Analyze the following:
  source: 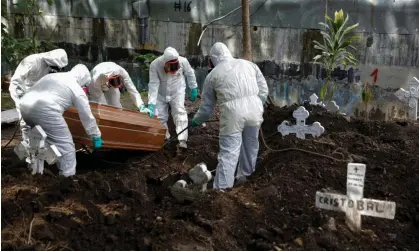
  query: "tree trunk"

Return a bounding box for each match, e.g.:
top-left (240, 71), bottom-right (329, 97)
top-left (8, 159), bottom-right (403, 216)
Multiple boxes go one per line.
top-left (241, 0), bottom-right (251, 61)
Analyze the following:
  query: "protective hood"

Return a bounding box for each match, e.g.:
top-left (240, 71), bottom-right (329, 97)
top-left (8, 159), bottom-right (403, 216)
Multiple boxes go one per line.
top-left (163, 47), bottom-right (179, 62)
top-left (70, 64), bottom-right (92, 87)
top-left (209, 42), bottom-right (233, 66)
top-left (40, 49), bottom-right (68, 68)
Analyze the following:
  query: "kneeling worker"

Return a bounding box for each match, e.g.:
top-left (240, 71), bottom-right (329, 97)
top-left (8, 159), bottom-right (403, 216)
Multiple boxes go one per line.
top-left (19, 64), bottom-right (103, 177)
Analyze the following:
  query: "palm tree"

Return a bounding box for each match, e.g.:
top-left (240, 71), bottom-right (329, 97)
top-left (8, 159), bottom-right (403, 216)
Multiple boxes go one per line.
top-left (313, 9), bottom-right (360, 102)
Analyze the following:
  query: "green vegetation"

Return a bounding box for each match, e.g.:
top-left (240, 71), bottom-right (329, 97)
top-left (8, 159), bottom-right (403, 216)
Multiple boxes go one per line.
top-left (313, 9), bottom-right (360, 102)
top-left (1, 92), bottom-right (15, 110)
top-left (1, 0), bottom-right (56, 71)
top-left (119, 91), bottom-right (149, 110)
top-left (361, 81), bottom-right (373, 119)
top-left (133, 53), bottom-right (159, 84)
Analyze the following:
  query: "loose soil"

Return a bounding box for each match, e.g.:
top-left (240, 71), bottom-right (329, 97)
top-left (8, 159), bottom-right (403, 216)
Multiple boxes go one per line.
top-left (1, 101), bottom-right (419, 251)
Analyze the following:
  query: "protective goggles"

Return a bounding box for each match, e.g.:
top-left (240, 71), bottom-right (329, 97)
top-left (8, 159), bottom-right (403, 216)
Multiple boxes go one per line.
top-left (165, 59), bottom-right (180, 74)
top-left (107, 75), bottom-right (122, 88)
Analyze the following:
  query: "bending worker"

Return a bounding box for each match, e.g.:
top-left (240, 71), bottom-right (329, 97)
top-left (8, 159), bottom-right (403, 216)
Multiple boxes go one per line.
top-left (147, 47), bottom-right (198, 149)
top-left (19, 64), bottom-right (103, 177)
top-left (191, 42), bottom-right (269, 189)
top-left (88, 62), bottom-right (149, 113)
top-left (9, 49), bottom-right (68, 142)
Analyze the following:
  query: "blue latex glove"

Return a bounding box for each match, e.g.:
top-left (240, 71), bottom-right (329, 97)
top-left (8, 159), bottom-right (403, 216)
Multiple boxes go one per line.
top-left (139, 104), bottom-right (151, 114)
top-left (190, 88), bottom-right (198, 101)
top-left (191, 118), bottom-right (199, 127)
top-left (92, 136), bottom-right (103, 149)
top-left (147, 104), bottom-right (155, 118)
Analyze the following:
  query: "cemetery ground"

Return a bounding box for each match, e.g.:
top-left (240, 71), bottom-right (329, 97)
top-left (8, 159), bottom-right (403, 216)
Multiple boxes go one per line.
top-left (1, 101), bottom-right (419, 251)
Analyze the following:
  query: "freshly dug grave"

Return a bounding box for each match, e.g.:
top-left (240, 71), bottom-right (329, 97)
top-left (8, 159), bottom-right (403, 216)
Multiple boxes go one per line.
top-left (1, 102), bottom-right (419, 251)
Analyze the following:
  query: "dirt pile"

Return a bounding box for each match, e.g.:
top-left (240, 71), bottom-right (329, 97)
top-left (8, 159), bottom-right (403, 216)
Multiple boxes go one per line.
top-left (2, 104), bottom-right (419, 250)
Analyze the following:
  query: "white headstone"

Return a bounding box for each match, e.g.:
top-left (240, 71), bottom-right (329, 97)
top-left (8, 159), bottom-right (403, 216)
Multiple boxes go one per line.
top-left (326, 101), bottom-right (340, 113)
top-left (309, 93), bottom-right (324, 106)
top-left (14, 125), bottom-right (61, 175)
top-left (315, 163), bottom-right (396, 232)
top-left (278, 106), bottom-right (325, 139)
top-left (394, 77), bottom-right (419, 120)
top-left (188, 162), bottom-right (212, 192)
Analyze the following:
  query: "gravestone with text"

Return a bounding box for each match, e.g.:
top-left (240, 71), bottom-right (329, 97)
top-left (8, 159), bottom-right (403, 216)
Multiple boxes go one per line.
top-left (14, 125), bottom-right (61, 175)
top-left (278, 106), bottom-right (325, 139)
top-left (395, 77), bottom-right (419, 120)
top-left (315, 163), bottom-right (396, 232)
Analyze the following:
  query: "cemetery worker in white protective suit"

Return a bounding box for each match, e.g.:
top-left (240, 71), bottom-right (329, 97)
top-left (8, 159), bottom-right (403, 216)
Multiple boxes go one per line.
top-left (88, 62), bottom-right (149, 113)
top-left (191, 42), bottom-right (269, 189)
top-left (19, 64), bottom-right (103, 177)
top-left (147, 47), bottom-right (198, 149)
top-left (9, 49), bottom-right (69, 142)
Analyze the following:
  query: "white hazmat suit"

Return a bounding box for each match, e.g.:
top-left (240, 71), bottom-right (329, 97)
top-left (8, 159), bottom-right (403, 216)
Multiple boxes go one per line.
top-left (19, 64), bottom-right (101, 177)
top-left (148, 47), bottom-right (198, 147)
top-left (192, 42), bottom-right (269, 189)
top-left (88, 62), bottom-right (144, 109)
top-left (9, 49), bottom-right (68, 142)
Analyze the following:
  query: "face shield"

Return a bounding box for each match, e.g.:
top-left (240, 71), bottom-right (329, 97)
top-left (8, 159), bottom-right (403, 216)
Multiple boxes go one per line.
top-left (164, 59), bottom-right (180, 74)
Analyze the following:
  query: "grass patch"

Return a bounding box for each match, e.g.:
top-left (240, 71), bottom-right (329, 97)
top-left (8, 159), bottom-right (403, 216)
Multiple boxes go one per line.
top-left (1, 91), bottom-right (15, 110)
top-left (119, 90), bottom-right (148, 110)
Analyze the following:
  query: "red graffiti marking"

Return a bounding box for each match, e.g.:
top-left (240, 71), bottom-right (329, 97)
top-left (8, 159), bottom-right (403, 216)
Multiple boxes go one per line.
top-left (370, 68), bottom-right (378, 84)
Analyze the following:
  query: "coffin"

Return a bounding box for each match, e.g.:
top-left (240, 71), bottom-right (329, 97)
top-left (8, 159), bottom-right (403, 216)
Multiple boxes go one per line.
top-left (63, 102), bottom-right (166, 151)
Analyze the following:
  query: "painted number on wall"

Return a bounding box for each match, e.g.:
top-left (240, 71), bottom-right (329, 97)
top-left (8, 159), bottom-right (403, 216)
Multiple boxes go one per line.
top-left (174, 0), bottom-right (192, 12)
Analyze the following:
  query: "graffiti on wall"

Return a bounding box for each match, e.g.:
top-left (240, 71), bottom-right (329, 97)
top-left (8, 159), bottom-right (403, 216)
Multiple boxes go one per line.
top-left (173, 1), bottom-right (193, 12)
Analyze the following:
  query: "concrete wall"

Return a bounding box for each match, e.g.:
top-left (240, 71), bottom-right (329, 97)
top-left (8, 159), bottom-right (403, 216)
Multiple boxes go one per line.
top-left (4, 0), bottom-right (419, 119)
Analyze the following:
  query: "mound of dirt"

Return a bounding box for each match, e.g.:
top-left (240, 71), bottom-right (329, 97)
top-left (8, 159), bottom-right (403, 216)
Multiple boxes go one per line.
top-left (1, 103), bottom-right (419, 250)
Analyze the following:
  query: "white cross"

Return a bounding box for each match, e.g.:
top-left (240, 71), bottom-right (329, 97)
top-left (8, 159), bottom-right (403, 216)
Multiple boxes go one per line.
top-left (278, 106), bottom-right (325, 139)
top-left (309, 93), bottom-right (324, 106)
top-left (326, 101), bottom-right (340, 113)
top-left (395, 77), bottom-right (419, 120)
top-left (170, 163), bottom-right (213, 203)
top-left (315, 163), bottom-right (396, 232)
top-left (14, 125), bottom-right (61, 175)
top-left (188, 162), bottom-right (212, 192)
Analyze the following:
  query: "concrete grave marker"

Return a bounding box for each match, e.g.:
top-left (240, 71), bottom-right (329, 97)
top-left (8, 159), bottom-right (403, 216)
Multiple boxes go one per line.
top-left (326, 101), bottom-right (340, 113)
top-left (309, 93), bottom-right (324, 106)
top-left (395, 77), bottom-right (419, 120)
top-left (14, 125), bottom-right (61, 175)
top-left (308, 93), bottom-right (344, 114)
top-left (278, 106), bottom-right (325, 139)
top-left (188, 162), bottom-right (212, 192)
top-left (315, 163), bottom-right (396, 232)
top-left (170, 162), bottom-right (212, 202)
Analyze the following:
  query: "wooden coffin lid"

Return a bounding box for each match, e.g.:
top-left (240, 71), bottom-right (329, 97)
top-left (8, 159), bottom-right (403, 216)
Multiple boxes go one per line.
top-left (63, 102), bottom-right (166, 151)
